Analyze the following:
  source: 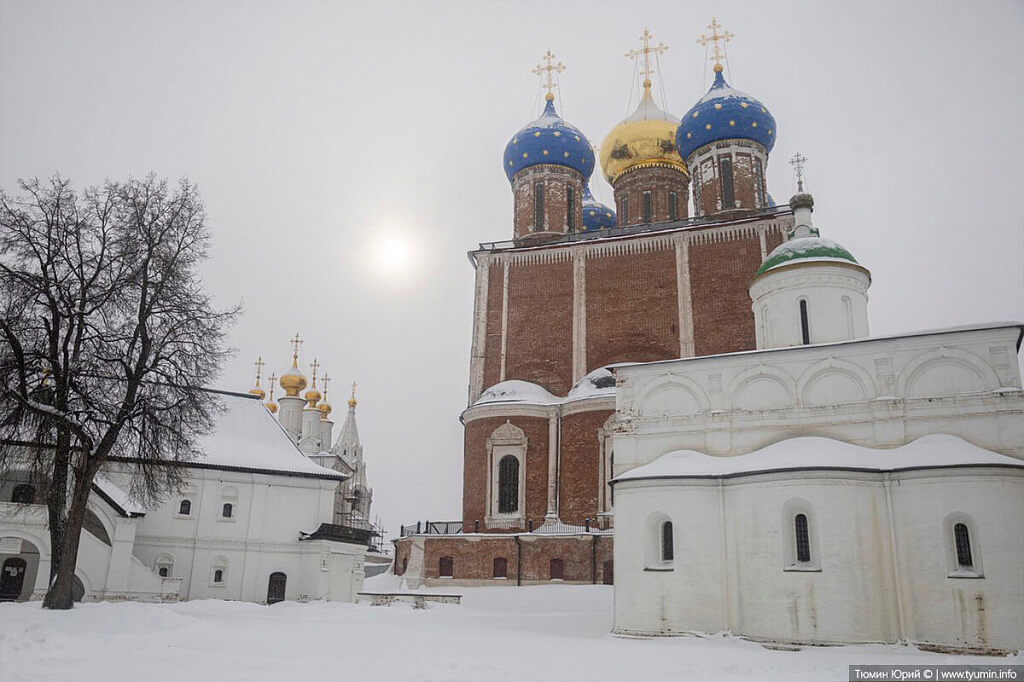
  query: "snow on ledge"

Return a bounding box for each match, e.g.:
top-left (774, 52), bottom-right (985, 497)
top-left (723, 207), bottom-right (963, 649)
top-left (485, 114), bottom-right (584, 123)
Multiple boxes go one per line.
top-left (613, 434), bottom-right (1024, 482)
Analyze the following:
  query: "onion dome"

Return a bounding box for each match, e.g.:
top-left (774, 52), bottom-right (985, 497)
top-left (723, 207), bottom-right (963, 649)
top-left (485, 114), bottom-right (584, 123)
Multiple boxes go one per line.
top-left (582, 186), bottom-right (616, 231)
top-left (503, 96), bottom-right (595, 182)
top-left (676, 65), bottom-right (777, 162)
top-left (755, 194), bottom-right (861, 276)
top-left (318, 399), bottom-right (332, 418)
top-left (248, 386), bottom-right (265, 400)
top-left (279, 364), bottom-right (307, 397)
top-left (599, 84), bottom-right (686, 183)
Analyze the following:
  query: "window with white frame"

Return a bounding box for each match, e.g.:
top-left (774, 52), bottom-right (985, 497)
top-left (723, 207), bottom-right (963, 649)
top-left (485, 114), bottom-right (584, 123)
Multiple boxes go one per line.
top-left (945, 514), bottom-right (983, 578)
top-left (486, 422), bottom-right (527, 522)
top-left (155, 554), bottom-right (174, 578)
top-left (177, 499), bottom-right (192, 516)
top-left (782, 500), bottom-right (820, 571)
top-left (220, 486), bottom-right (238, 521)
top-left (211, 557), bottom-right (228, 586)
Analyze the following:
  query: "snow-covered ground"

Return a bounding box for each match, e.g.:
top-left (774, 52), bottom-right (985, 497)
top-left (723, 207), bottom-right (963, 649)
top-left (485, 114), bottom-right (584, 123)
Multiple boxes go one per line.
top-left (1, 575), bottom-right (1018, 682)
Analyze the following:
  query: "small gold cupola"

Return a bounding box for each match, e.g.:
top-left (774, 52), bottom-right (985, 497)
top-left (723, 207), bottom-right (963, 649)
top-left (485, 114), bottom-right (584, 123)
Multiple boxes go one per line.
top-left (304, 358), bottom-right (322, 407)
top-left (318, 373), bottom-right (333, 419)
top-left (279, 333), bottom-right (308, 397)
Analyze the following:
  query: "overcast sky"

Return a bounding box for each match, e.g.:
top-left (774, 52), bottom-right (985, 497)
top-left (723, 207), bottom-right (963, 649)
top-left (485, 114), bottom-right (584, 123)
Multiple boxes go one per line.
top-left (2, 0), bottom-right (1023, 542)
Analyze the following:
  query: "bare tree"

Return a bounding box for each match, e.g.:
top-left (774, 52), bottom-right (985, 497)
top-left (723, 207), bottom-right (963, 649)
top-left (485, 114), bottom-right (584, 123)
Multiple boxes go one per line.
top-left (0, 175), bottom-right (239, 609)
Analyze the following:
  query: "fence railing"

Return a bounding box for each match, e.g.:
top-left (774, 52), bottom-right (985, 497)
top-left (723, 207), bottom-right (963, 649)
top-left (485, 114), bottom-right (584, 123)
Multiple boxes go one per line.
top-left (398, 516), bottom-right (612, 538)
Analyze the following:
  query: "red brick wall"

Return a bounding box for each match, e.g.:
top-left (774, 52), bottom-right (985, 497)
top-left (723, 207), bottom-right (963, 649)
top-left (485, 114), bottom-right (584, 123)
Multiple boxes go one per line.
top-left (690, 142), bottom-right (769, 217)
top-left (482, 262), bottom-right (505, 391)
top-left (586, 248), bottom-right (680, 371)
top-left (462, 416), bottom-right (550, 527)
top-left (613, 165), bottom-right (689, 225)
top-left (689, 232), bottom-right (762, 356)
top-left (504, 260), bottom-right (574, 395)
top-left (558, 409), bottom-right (613, 525)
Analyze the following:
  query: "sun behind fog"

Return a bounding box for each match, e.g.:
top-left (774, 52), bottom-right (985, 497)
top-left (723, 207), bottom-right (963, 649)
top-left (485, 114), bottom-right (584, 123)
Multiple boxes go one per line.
top-left (370, 229), bottom-right (415, 282)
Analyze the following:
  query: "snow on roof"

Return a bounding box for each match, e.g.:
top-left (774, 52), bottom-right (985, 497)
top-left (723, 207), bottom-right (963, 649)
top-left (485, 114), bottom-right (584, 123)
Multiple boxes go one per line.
top-left (473, 380), bottom-right (560, 406)
top-left (566, 367), bottom-right (617, 401)
top-left (93, 473), bottom-right (146, 517)
top-left (614, 434), bottom-right (1024, 482)
top-left (192, 393), bottom-right (344, 480)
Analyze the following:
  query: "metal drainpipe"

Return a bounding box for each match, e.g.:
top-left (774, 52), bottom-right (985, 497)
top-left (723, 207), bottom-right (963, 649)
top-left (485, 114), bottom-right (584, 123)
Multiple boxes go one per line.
top-left (591, 533), bottom-right (597, 585)
top-left (515, 535), bottom-right (522, 587)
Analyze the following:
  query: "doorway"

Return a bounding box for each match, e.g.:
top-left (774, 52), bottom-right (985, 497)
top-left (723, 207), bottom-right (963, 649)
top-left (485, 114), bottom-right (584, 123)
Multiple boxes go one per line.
top-left (0, 558), bottom-right (27, 601)
top-left (267, 572), bottom-right (287, 605)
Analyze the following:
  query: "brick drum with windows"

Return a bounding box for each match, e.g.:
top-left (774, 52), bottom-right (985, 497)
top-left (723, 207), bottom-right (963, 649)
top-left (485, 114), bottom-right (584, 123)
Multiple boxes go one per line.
top-left (394, 44), bottom-right (794, 587)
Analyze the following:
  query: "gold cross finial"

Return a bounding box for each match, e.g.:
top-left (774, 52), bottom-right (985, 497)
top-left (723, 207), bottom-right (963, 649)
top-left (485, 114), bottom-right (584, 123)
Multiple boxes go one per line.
top-left (348, 381), bottom-right (358, 408)
top-left (322, 373), bottom-right (330, 399)
top-left (697, 17), bottom-right (734, 71)
top-left (309, 358), bottom-right (320, 387)
top-left (626, 28), bottom-right (668, 92)
top-left (253, 356), bottom-right (265, 388)
top-left (532, 49), bottom-right (566, 102)
top-left (268, 373), bottom-right (277, 400)
top-left (289, 333), bottom-right (303, 367)
top-left (790, 152), bottom-right (808, 192)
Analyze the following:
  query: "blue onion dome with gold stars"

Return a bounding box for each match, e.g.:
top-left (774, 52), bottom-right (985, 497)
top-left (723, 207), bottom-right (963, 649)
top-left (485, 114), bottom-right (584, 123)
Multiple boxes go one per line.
top-left (676, 65), bottom-right (777, 162)
top-left (582, 186), bottom-right (616, 231)
top-left (503, 95), bottom-right (595, 182)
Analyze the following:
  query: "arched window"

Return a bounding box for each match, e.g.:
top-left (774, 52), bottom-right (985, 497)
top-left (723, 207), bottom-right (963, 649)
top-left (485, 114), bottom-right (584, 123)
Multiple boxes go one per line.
top-left (155, 554), bottom-right (174, 579)
top-left (222, 503), bottom-right (233, 518)
top-left (954, 523), bottom-right (973, 569)
top-left (794, 513), bottom-right (811, 563)
top-left (753, 158), bottom-right (765, 207)
top-left (211, 557), bottom-right (228, 586)
top-left (642, 190), bottom-right (653, 223)
top-left (533, 183), bottom-right (545, 231)
top-left (566, 185), bottom-right (575, 232)
top-left (620, 196), bottom-right (629, 226)
top-left (497, 455), bottom-right (519, 514)
top-left (178, 499), bottom-right (191, 516)
top-left (799, 299), bottom-right (811, 345)
top-left (549, 558), bottom-right (564, 580)
top-left (11, 484), bottom-right (35, 504)
top-left (669, 191), bottom-right (679, 221)
top-left (493, 557), bottom-right (508, 579)
top-left (661, 521), bottom-right (674, 562)
top-left (213, 569), bottom-right (224, 583)
top-left (438, 556), bottom-right (454, 578)
top-left (719, 157), bottom-right (735, 208)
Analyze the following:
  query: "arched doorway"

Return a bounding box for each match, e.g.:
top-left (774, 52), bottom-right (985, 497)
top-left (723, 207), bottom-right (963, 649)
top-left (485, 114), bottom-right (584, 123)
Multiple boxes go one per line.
top-left (266, 572), bottom-right (286, 605)
top-left (0, 558), bottom-right (27, 601)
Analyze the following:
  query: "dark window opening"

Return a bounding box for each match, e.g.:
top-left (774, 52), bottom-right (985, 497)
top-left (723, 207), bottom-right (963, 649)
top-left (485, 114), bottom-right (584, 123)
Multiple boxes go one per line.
top-left (719, 157), bottom-right (735, 209)
top-left (497, 455), bottom-right (519, 513)
top-left (222, 502), bottom-right (233, 518)
top-left (954, 523), bottom-right (973, 568)
top-left (754, 158), bottom-right (766, 207)
top-left (439, 556), bottom-right (454, 578)
top-left (795, 514), bottom-right (811, 563)
top-left (566, 185), bottom-right (575, 232)
top-left (493, 557), bottom-right (508, 579)
top-left (661, 521), bottom-right (674, 561)
top-left (534, 183), bottom-right (545, 231)
top-left (693, 172), bottom-right (703, 215)
top-left (178, 499), bottom-right (191, 516)
top-left (158, 566), bottom-right (169, 578)
top-left (549, 558), bottom-right (564, 580)
top-left (620, 196), bottom-right (629, 226)
top-left (641, 190), bottom-right (653, 223)
top-left (267, 572), bottom-right (287, 604)
top-left (669, 191), bottom-right (678, 221)
top-left (799, 299), bottom-right (810, 344)
top-left (214, 569), bottom-right (224, 584)
top-left (11, 484), bottom-right (35, 504)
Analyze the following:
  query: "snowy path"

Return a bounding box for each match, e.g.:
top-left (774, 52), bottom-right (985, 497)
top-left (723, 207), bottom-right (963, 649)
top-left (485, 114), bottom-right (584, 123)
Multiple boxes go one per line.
top-left (1, 578), bottom-right (1018, 682)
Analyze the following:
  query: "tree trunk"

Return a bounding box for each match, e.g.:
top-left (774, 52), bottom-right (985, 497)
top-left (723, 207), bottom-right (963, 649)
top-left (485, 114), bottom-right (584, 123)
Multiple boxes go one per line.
top-left (42, 461), bottom-right (96, 610)
top-left (45, 427), bottom-right (71, 584)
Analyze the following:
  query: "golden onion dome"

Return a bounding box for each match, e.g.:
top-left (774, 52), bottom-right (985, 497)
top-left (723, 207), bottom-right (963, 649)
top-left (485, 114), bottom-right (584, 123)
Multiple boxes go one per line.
top-left (318, 400), bottom-right (332, 418)
top-left (248, 387), bottom-right (266, 400)
top-left (265, 400), bottom-right (278, 413)
top-left (600, 82), bottom-right (687, 184)
top-left (304, 385), bottom-right (321, 408)
top-left (279, 364), bottom-right (307, 397)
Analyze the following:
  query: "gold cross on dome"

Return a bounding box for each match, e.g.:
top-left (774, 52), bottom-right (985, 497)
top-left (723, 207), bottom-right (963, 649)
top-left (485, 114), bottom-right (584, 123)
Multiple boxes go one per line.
top-left (253, 356), bottom-right (265, 386)
top-left (532, 49), bottom-right (566, 101)
top-left (626, 28), bottom-right (668, 89)
top-left (348, 381), bottom-right (358, 408)
top-left (268, 373), bottom-right (277, 399)
top-left (309, 358), bottom-right (321, 386)
top-left (697, 17), bottom-right (734, 69)
top-left (289, 333), bottom-right (303, 365)
top-left (790, 152), bottom-right (808, 191)
top-left (322, 373), bottom-right (331, 398)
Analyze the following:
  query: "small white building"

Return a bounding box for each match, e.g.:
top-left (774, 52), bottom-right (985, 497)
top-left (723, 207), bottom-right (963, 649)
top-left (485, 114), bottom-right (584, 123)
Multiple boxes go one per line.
top-left (0, 392), bottom-right (366, 604)
top-left (609, 192), bottom-right (1024, 653)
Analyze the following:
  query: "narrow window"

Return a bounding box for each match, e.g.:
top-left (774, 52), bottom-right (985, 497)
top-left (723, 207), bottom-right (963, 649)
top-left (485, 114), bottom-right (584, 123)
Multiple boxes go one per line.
top-left (549, 558), bottom-right (564, 580)
top-left (178, 499), bottom-right (191, 516)
top-left (213, 569), bottom-right (224, 584)
top-left (954, 523), bottom-right (973, 569)
top-left (493, 557), bottom-right (508, 579)
top-left (533, 183), bottom-right (545, 230)
top-left (439, 556), bottom-right (454, 578)
top-left (222, 502), bottom-right (233, 518)
top-left (794, 514), bottom-right (811, 563)
top-left (642, 190), bottom-right (653, 223)
top-left (842, 296), bottom-right (853, 337)
top-left (620, 196), bottom-right (629, 226)
top-left (753, 158), bottom-right (766, 207)
top-left (799, 299), bottom-right (811, 344)
top-left (11, 484), bottom-right (35, 504)
top-left (158, 566), bottom-right (169, 578)
top-left (669, 191), bottom-right (678, 221)
top-left (719, 157), bottom-right (735, 209)
top-left (661, 521), bottom-right (674, 562)
top-left (497, 455), bottom-right (520, 513)
top-left (693, 171), bottom-right (703, 215)
top-left (566, 185), bottom-right (575, 232)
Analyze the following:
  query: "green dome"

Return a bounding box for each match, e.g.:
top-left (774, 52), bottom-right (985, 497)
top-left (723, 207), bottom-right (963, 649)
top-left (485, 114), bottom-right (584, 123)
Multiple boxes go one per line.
top-left (756, 236), bottom-right (858, 276)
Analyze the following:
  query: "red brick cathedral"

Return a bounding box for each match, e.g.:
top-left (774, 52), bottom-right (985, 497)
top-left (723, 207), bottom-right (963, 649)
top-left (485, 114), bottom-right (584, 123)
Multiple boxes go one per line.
top-left (395, 23), bottom-right (796, 585)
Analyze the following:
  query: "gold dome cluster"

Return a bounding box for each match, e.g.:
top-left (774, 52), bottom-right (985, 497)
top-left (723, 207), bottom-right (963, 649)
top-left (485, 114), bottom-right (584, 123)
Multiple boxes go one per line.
top-left (599, 81), bottom-right (687, 184)
top-left (248, 334), bottom-right (354, 422)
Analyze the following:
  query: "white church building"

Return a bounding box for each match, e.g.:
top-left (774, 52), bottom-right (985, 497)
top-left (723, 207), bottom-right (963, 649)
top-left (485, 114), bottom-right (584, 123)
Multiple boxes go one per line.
top-left (0, 390), bottom-right (368, 605)
top-left (609, 191), bottom-right (1024, 653)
